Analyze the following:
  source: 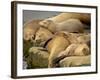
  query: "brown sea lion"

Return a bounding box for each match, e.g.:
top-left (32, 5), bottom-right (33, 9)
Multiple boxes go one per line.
top-left (39, 12), bottom-right (90, 25)
top-left (23, 20), bottom-right (41, 41)
top-left (39, 19), bottom-right (84, 33)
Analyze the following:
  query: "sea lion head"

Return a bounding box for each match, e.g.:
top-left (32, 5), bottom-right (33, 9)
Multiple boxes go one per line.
top-left (35, 27), bottom-right (53, 45)
top-left (39, 19), bottom-right (56, 33)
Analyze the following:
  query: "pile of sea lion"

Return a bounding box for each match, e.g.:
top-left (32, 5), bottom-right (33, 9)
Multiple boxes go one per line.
top-left (23, 12), bottom-right (91, 68)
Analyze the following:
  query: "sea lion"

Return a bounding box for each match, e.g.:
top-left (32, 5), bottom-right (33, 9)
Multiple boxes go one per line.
top-left (45, 32), bottom-right (72, 67)
top-left (34, 27), bottom-right (54, 46)
top-left (59, 55), bottom-right (91, 67)
top-left (23, 20), bottom-right (41, 41)
top-left (39, 12), bottom-right (90, 25)
top-left (39, 19), bottom-right (84, 33)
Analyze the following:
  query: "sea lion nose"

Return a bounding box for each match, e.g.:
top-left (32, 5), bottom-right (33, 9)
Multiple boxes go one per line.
top-left (31, 35), bottom-right (35, 40)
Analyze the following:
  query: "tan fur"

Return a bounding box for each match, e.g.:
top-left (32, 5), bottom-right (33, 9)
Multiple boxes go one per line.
top-left (59, 32), bottom-right (91, 45)
top-left (23, 20), bottom-right (41, 41)
top-left (35, 27), bottom-right (53, 43)
top-left (57, 43), bottom-right (90, 62)
top-left (39, 12), bottom-right (90, 27)
top-left (74, 43), bottom-right (90, 55)
top-left (59, 55), bottom-right (91, 67)
top-left (77, 33), bottom-right (90, 44)
top-left (45, 32), bottom-right (72, 67)
top-left (55, 31), bottom-right (79, 44)
top-left (39, 19), bottom-right (84, 33)
top-left (45, 31), bottom-right (90, 67)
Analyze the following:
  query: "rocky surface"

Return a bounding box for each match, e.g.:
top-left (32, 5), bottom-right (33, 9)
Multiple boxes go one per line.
top-left (26, 47), bottom-right (49, 68)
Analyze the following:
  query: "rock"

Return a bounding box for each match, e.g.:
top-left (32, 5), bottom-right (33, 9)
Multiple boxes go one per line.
top-left (59, 55), bottom-right (91, 67)
top-left (23, 61), bottom-right (28, 69)
top-left (23, 40), bottom-right (33, 58)
top-left (27, 47), bottom-right (49, 68)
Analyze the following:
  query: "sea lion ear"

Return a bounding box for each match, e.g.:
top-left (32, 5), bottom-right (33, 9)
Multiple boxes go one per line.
top-left (54, 31), bottom-right (65, 34)
top-left (54, 31), bottom-right (64, 36)
top-left (54, 32), bottom-right (60, 35)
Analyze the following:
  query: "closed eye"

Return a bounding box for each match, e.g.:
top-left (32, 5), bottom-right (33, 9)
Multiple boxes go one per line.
top-left (38, 34), bottom-right (42, 37)
top-left (43, 21), bottom-right (47, 24)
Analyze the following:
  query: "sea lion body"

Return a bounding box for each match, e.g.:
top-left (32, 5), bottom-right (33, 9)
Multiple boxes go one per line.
top-left (45, 32), bottom-right (72, 67)
top-left (40, 19), bottom-right (84, 33)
